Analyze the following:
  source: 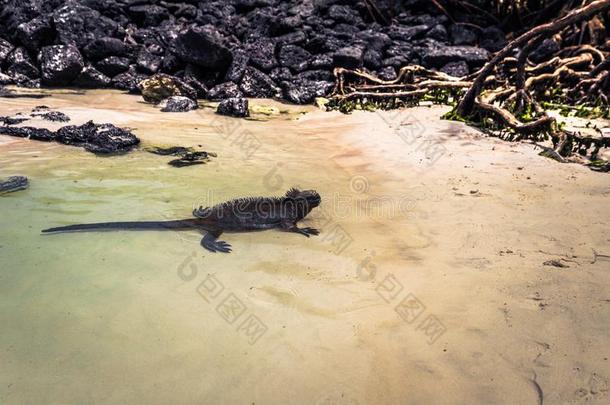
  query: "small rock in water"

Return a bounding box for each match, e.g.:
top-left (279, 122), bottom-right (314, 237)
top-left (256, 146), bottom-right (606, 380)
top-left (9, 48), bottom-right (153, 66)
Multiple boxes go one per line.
top-left (146, 146), bottom-right (193, 156)
top-left (0, 116), bottom-right (29, 125)
top-left (160, 96), bottom-right (198, 112)
top-left (0, 126), bottom-right (56, 141)
top-left (56, 121), bottom-right (140, 154)
top-left (31, 110), bottom-right (70, 122)
top-left (168, 152), bottom-right (212, 167)
top-left (147, 146), bottom-right (215, 167)
top-left (217, 98), bottom-right (249, 117)
top-left (0, 176), bottom-right (29, 195)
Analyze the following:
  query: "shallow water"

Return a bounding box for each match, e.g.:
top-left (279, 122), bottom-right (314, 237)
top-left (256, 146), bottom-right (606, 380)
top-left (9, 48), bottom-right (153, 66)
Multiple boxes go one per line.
top-left (1, 91), bottom-right (609, 404)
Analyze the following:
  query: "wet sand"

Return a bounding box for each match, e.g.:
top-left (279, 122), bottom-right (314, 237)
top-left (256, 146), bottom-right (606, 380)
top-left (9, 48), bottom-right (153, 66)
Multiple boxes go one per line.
top-left (1, 91), bottom-right (609, 404)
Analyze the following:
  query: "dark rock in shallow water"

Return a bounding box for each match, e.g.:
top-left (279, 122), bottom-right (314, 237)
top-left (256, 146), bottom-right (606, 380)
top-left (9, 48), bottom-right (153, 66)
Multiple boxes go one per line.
top-left (0, 116), bottom-right (29, 125)
top-left (173, 26), bottom-right (232, 70)
top-left (146, 146), bottom-right (193, 156)
top-left (73, 65), bottom-right (111, 88)
top-left (440, 60), bottom-right (469, 77)
top-left (160, 96), bottom-right (198, 112)
top-left (168, 152), bottom-right (212, 167)
top-left (207, 82), bottom-right (243, 101)
top-left (333, 46), bottom-right (363, 69)
top-left (217, 97), bottom-right (249, 118)
top-left (139, 73), bottom-right (197, 103)
top-left (422, 45), bottom-right (489, 68)
top-left (31, 110), bottom-right (71, 122)
top-left (0, 176), bottom-right (29, 195)
top-left (0, 126), bottom-right (56, 141)
top-left (146, 145), bottom-right (216, 167)
top-left (56, 121), bottom-right (140, 154)
top-left (38, 45), bottom-right (84, 86)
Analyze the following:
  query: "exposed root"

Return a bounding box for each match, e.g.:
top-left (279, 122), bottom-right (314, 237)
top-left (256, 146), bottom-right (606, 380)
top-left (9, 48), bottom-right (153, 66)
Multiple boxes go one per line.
top-left (328, 1), bottom-right (610, 171)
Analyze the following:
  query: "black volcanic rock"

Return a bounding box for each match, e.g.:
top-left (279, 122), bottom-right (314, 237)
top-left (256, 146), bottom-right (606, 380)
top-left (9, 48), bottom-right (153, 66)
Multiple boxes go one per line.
top-left (53, 2), bottom-right (121, 48)
top-left (333, 46), bottom-right (363, 69)
top-left (111, 68), bottom-right (147, 93)
top-left (173, 26), bottom-right (232, 70)
top-left (0, 38), bottom-right (14, 65)
top-left (0, 176), bottom-right (29, 195)
top-left (0, 0), bottom-right (507, 105)
top-left (6, 47), bottom-right (39, 81)
top-left (0, 126), bottom-right (55, 141)
top-left (422, 45), bottom-right (489, 68)
top-left (38, 45), bottom-right (84, 85)
top-left (239, 67), bottom-right (280, 98)
top-left (16, 17), bottom-right (54, 52)
top-left (217, 97), bottom-right (249, 117)
top-left (278, 45), bottom-right (311, 72)
top-left (160, 96), bottom-right (198, 112)
top-left (96, 56), bottom-right (130, 77)
top-left (207, 82), bottom-right (243, 101)
top-left (246, 40), bottom-right (277, 72)
top-left (136, 49), bottom-right (162, 74)
top-left (83, 37), bottom-right (130, 61)
top-left (128, 5), bottom-right (169, 27)
top-left (281, 79), bottom-right (333, 104)
top-left (73, 65), bottom-right (111, 87)
top-left (56, 120), bottom-right (140, 154)
top-left (440, 61), bottom-right (469, 77)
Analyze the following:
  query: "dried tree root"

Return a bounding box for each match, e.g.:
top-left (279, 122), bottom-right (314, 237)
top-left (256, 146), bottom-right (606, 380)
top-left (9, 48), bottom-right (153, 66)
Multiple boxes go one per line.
top-left (456, 0), bottom-right (610, 116)
top-left (328, 1), bottom-right (610, 170)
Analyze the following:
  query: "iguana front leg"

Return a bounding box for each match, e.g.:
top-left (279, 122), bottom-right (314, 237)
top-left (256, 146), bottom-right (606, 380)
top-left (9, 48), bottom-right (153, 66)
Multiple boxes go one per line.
top-left (280, 221), bottom-right (320, 237)
top-left (201, 229), bottom-right (232, 253)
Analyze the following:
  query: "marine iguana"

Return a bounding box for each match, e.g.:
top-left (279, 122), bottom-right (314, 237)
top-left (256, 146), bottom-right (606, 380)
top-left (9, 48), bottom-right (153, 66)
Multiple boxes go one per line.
top-left (42, 188), bottom-right (321, 253)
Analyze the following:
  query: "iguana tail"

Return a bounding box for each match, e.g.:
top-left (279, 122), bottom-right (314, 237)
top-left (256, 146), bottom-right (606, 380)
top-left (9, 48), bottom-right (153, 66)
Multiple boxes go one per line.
top-left (42, 219), bottom-right (197, 233)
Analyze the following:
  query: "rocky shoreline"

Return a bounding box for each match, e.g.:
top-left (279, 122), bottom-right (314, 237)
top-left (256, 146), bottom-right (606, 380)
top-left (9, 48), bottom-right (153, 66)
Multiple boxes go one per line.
top-left (0, 0), bottom-right (506, 106)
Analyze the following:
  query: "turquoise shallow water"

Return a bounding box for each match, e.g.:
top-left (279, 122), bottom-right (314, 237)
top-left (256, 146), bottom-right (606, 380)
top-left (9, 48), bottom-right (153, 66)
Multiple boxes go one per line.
top-left (0, 91), bottom-right (419, 404)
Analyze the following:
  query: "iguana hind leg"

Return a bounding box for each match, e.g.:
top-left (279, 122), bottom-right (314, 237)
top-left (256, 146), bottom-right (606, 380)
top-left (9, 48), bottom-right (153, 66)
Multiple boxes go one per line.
top-left (201, 229), bottom-right (232, 253)
top-left (281, 221), bottom-right (320, 238)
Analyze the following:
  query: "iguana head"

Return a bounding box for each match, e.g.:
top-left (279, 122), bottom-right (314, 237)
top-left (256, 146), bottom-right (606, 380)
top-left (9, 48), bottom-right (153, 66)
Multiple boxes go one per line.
top-left (285, 188), bottom-right (321, 218)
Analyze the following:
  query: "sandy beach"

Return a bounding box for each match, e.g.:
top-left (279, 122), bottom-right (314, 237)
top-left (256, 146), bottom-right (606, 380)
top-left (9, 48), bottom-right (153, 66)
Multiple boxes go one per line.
top-left (0, 91), bottom-right (609, 404)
